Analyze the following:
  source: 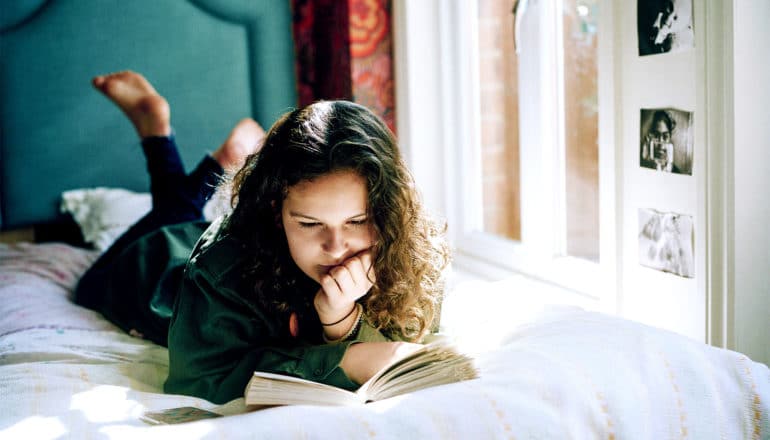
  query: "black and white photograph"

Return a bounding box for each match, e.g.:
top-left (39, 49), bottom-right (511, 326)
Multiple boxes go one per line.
top-left (638, 0), bottom-right (695, 56)
top-left (640, 108), bottom-right (693, 175)
top-left (638, 208), bottom-right (694, 278)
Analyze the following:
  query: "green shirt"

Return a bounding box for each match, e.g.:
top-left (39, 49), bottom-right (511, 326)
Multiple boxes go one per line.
top-left (163, 217), bottom-right (394, 404)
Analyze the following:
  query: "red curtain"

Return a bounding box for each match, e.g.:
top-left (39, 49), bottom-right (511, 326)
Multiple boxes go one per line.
top-left (291, 0), bottom-right (396, 132)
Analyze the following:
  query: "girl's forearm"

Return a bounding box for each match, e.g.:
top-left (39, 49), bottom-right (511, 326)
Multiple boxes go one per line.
top-left (340, 341), bottom-right (422, 385)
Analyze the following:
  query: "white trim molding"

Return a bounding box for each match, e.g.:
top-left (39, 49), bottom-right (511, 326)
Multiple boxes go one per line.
top-left (392, 0), bottom-right (447, 220)
top-left (700, 0), bottom-right (734, 351)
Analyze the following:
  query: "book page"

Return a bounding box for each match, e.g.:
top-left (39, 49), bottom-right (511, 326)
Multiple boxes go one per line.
top-left (369, 357), bottom-right (477, 400)
top-left (245, 372), bottom-right (363, 406)
top-left (245, 341), bottom-right (477, 407)
top-left (357, 340), bottom-right (477, 401)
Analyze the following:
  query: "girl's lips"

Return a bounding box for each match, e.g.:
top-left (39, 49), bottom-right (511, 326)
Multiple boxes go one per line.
top-left (320, 261), bottom-right (345, 269)
top-left (318, 264), bottom-right (338, 274)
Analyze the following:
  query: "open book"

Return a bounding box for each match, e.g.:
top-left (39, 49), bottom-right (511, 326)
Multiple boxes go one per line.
top-left (244, 340), bottom-right (478, 407)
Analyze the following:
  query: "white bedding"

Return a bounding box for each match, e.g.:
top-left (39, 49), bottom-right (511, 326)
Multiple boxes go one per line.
top-left (1, 242), bottom-right (768, 439)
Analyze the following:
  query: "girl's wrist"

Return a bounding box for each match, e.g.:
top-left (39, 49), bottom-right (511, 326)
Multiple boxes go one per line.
top-left (322, 303), bottom-right (363, 342)
top-left (320, 303), bottom-right (357, 326)
top-left (313, 289), bottom-right (354, 324)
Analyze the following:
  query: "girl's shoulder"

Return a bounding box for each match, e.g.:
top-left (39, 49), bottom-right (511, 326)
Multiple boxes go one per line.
top-left (186, 216), bottom-right (249, 282)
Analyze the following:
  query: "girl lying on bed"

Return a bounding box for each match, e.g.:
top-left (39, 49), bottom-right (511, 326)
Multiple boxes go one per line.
top-left (73, 71), bottom-right (450, 404)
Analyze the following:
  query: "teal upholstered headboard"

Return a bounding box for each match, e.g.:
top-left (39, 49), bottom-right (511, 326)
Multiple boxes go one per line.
top-left (0, 0), bottom-right (297, 230)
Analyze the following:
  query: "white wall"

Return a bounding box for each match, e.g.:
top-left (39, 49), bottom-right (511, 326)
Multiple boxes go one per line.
top-left (615, 0), bottom-right (769, 365)
top-left (616, 1), bottom-right (703, 341)
top-left (732, 0), bottom-right (770, 365)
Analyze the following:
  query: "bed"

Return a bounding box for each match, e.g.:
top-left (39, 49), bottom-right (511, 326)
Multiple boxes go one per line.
top-left (1, 1), bottom-right (769, 439)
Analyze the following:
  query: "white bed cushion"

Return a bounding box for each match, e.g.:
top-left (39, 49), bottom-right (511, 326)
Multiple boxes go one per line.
top-left (1, 243), bottom-right (768, 438)
top-left (60, 186), bottom-right (231, 252)
top-left (60, 188), bottom-right (152, 252)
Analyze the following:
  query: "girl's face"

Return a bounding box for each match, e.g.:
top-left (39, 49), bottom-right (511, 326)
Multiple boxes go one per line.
top-left (281, 170), bottom-right (375, 283)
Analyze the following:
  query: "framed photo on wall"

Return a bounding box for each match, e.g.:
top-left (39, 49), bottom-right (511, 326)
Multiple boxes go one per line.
top-left (638, 0), bottom-right (695, 56)
top-left (638, 208), bottom-right (694, 278)
top-left (639, 108), bottom-right (693, 175)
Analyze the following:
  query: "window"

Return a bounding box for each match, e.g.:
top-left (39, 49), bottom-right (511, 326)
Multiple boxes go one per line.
top-left (562, 0), bottom-right (600, 261)
top-left (393, 0), bottom-right (615, 302)
top-left (449, 0), bottom-right (611, 300)
top-left (478, 0), bottom-right (521, 241)
top-left (476, 0), bottom-right (599, 260)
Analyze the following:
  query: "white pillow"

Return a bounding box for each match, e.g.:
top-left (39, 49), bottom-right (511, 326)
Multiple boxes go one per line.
top-left (60, 186), bottom-right (232, 252)
top-left (60, 188), bottom-right (152, 252)
top-left (202, 179), bottom-right (233, 221)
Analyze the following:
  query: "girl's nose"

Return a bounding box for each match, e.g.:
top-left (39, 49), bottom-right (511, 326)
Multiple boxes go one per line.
top-left (322, 229), bottom-right (347, 257)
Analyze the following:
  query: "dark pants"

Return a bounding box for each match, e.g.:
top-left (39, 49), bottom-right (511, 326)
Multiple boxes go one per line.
top-left (74, 136), bottom-right (223, 312)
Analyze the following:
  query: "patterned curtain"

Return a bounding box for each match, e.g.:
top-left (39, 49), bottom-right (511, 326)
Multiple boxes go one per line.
top-left (291, 0), bottom-right (396, 132)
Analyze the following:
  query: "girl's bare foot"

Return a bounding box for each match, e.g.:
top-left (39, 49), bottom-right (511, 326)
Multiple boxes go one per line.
top-left (92, 71), bottom-right (171, 138)
top-left (211, 118), bottom-right (265, 171)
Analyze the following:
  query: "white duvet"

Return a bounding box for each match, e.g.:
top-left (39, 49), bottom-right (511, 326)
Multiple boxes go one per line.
top-left (1, 242), bottom-right (768, 439)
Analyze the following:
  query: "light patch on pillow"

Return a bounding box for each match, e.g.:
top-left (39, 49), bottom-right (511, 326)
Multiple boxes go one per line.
top-left (60, 188), bottom-right (152, 252)
top-left (202, 179), bottom-right (233, 221)
top-left (60, 186), bottom-right (232, 252)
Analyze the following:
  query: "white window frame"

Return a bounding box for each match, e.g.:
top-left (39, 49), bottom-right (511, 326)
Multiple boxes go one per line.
top-left (393, 0), bottom-right (618, 311)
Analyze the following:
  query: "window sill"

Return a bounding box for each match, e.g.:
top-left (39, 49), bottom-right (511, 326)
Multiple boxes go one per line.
top-left (449, 251), bottom-right (609, 314)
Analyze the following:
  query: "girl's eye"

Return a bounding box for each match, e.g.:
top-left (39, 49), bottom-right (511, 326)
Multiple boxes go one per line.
top-left (298, 222), bottom-right (321, 229)
top-left (349, 219), bottom-right (369, 227)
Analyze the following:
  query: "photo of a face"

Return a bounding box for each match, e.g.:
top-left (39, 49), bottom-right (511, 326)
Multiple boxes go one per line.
top-left (640, 108), bottom-right (693, 175)
top-left (638, 0), bottom-right (694, 56)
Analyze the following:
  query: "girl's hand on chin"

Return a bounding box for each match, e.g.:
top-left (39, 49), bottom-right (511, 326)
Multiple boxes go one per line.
top-left (314, 249), bottom-right (375, 322)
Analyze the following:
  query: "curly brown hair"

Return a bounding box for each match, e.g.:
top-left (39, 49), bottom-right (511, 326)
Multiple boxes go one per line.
top-left (225, 101), bottom-right (450, 342)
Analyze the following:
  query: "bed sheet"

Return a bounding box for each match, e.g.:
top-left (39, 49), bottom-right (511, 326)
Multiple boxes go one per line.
top-left (1, 243), bottom-right (768, 439)
top-left (0, 242), bottom-right (107, 337)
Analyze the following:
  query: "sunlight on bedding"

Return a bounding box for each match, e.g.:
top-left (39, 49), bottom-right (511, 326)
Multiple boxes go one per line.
top-left (366, 394), bottom-right (406, 414)
top-left (441, 275), bottom-right (592, 355)
top-left (1, 416), bottom-right (67, 440)
top-left (0, 384), bottom-right (216, 439)
top-left (69, 385), bottom-right (144, 423)
top-left (99, 421), bottom-right (216, 439)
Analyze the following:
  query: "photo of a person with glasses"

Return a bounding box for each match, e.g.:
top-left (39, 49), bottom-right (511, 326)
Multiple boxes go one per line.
top-left (640, 108), bottom-right (693, 175)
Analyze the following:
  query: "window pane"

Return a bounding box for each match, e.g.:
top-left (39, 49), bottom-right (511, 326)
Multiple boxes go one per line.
top-left (563, 0), bottom-right (599, 261)
top-left (478, 0), bottom-right (521, 241)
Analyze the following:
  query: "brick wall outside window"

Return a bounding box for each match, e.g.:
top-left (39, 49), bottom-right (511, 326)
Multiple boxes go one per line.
top-left (476, 0), bottom-right (599, 260)
top-left (478, 0), bottom-right (521, 241)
